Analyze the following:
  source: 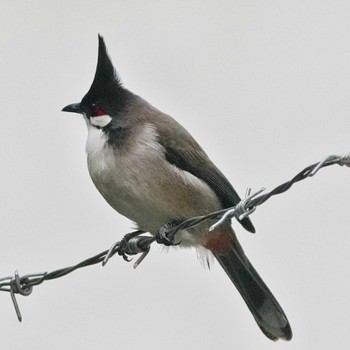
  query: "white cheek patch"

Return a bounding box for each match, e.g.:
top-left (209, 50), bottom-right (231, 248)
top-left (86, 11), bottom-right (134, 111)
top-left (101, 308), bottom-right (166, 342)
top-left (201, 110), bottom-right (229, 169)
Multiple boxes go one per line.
top-left (90, 115), bottom-right (112, 128)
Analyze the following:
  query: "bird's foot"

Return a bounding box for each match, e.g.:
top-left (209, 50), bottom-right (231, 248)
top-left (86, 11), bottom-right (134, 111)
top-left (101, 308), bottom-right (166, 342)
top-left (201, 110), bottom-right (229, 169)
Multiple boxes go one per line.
top-left (103, 230), bottom-right (144, 266)
top-left (156, 222), bottom-right (182, 246)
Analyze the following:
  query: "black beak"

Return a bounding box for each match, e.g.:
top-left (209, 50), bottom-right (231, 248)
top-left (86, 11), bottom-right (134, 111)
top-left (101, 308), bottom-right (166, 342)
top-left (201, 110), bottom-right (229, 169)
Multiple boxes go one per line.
top-left (62, 103), bottom-right (82, 114)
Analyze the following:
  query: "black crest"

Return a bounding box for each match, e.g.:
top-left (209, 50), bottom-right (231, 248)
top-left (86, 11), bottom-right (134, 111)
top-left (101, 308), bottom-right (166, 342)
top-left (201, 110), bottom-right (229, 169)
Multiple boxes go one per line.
top-left (62, 35), bottom-right (129, 117)
top-left (89, 35), bottom-right (121, 92)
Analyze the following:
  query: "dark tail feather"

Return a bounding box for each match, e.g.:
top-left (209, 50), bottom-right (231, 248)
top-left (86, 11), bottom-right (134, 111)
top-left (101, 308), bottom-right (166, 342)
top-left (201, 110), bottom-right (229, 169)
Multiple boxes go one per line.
top-left (206, 229), bottom-right (292, 341)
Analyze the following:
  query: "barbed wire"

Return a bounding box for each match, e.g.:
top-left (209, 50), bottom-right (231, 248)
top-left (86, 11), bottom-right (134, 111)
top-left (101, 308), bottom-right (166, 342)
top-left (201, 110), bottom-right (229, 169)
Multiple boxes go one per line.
top-left (0, 152), bottom-right (349, 322)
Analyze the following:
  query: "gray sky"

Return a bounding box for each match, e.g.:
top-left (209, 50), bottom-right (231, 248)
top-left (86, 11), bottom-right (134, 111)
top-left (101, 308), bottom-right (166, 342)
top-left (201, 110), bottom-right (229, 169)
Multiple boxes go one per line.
top-left (1, 1), bottom-right (350, 349)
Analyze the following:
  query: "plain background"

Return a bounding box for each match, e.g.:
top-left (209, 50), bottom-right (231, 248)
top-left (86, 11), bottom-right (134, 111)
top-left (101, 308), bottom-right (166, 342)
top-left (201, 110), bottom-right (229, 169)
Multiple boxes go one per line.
top-left (1, 1), bottom-right (350, 349)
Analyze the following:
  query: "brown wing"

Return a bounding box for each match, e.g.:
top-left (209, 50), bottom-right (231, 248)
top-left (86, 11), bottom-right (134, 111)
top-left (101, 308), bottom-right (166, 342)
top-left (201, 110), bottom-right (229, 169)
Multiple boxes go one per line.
top-left (149, 111), bottom-right (255, 233)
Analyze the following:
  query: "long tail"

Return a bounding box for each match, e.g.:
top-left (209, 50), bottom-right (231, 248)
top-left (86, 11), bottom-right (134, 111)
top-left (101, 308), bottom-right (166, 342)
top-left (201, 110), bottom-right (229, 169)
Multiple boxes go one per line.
top-left (204, 226), bottom-right (292, 341)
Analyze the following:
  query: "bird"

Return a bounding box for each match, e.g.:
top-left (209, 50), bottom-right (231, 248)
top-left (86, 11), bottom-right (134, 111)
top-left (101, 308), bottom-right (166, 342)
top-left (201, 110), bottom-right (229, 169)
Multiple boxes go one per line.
top-left (62, 35), bottom-right (292, 341)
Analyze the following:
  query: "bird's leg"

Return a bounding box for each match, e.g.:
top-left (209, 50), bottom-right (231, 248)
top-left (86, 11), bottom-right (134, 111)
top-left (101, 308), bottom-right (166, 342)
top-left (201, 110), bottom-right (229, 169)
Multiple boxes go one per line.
top-left (118, 230), bottom-right (146, 259)
top-left (103, 230), bottom-right (145, 265)
top-left (156, 221), bottom-right (182, 246)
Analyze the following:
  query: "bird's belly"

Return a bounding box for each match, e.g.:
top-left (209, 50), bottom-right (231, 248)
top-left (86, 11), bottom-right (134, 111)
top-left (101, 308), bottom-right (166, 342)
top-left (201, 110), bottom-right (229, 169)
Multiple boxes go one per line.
top-left (86, 125), bottom-right (221, 243)
top-left (89, 154), bottom-right (219, 232)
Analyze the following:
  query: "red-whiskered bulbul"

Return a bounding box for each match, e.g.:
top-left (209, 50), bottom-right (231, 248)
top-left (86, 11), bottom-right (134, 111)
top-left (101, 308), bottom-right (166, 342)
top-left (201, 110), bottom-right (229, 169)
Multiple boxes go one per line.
top-left (62, 35), bottom-right (292, 341)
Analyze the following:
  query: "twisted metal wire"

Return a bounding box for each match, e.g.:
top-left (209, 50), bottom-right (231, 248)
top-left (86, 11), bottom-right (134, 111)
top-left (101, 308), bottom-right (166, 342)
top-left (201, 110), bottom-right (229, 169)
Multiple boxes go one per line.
top-left (0, 152), bottom-right (349, 322)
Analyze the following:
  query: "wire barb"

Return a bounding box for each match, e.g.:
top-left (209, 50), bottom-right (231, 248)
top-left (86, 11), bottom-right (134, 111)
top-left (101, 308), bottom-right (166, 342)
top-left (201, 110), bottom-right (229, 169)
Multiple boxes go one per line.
top-left (10, 286), bottom-right (22, 322)
top-left (209, 187), bottom-right (266, 231)
top-left (0, 152), bottom-right (348, 322)
top-left (0, 270), bottom-right (44, 322)
top-left (339, 152), bottom-right (350, 167)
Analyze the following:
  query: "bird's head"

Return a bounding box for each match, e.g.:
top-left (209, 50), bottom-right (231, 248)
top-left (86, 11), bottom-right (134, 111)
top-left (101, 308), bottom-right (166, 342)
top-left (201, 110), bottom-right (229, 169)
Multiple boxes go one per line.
top-left (62, 35), bottom-right (129, 129)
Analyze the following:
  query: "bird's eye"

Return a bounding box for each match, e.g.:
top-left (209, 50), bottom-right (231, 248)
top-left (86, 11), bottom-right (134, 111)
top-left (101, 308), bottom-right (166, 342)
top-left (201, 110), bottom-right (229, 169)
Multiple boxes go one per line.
top-left (91, 105), bottom-right (106, 117)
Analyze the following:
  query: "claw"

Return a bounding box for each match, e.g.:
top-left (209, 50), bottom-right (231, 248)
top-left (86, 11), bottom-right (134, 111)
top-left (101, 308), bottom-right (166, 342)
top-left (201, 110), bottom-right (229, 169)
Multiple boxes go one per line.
top-left (156, 225), bottom-right (181, 246)
top-left (103, 230), bottom-right (144, 266)
top-left (120, 250), bottom-right (133, 262)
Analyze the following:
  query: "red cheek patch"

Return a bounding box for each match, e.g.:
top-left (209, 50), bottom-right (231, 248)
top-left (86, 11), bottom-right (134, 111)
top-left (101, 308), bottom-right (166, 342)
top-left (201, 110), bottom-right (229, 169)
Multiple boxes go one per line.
top-left (95, 108), bottom-right (106, 116)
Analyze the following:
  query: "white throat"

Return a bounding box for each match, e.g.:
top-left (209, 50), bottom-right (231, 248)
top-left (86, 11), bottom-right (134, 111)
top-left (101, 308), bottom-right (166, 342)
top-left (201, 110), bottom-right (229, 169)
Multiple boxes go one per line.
top-left (84, 115), bottom-right (110, 155)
